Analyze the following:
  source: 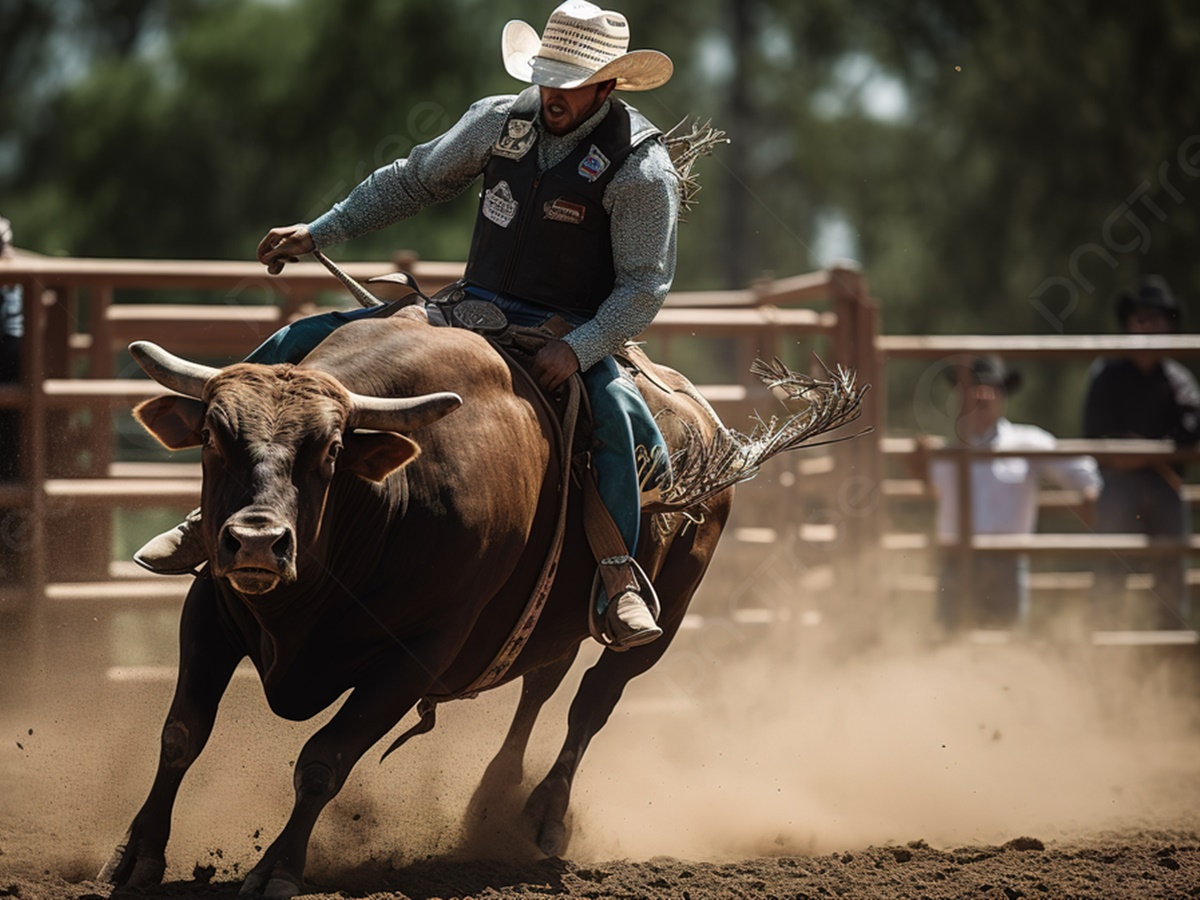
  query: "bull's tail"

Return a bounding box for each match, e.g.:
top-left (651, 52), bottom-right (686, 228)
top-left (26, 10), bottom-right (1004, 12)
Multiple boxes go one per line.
top-left (645, 357), bottom-right (870, 515)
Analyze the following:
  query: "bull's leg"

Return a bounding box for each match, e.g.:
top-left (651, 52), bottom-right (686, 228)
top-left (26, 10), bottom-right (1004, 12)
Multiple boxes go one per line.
top-left (460, 650), bottom-right (582, 854)
top-left (481, 647), bottom-right (580, 790)
top-left (523, 519), bottom-right (725, 857)
top-left (521, 629), bottom-right (676, 856)
top-left (101, 576), bottom-right (243, 888)
top-left (239, 655), bottom-right (443, 899)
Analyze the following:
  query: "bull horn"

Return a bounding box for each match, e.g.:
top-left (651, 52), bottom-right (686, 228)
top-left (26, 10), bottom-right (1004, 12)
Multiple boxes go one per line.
top-left (130, 341), bottom-right (219, 399)
top-left (312, 249), bottom-right (385, 308)
top-left (348, 391), bottom-right (463, 433)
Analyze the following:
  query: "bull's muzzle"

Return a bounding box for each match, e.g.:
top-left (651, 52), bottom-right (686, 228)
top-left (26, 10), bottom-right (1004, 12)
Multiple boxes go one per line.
top-left (217, 510), bottom-right (296, 595)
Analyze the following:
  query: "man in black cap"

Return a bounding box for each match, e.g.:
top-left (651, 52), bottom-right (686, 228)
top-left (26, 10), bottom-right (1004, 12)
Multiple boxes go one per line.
top-left (1083, 276), bottom-right (1200, 629)
top-left (0, 216), bottom-right (21, 483)
top-left (923, 355), bottom-right (1101, 629)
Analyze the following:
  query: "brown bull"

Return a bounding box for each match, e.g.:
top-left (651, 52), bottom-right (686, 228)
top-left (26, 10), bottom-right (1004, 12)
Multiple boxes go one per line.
top-left (104, 302), bottom-right (867, 896)
top-left (102, 309), bottom-right (751, 898)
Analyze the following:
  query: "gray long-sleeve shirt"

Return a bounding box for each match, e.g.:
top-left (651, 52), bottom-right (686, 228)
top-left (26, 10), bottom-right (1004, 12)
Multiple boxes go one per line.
top-left (307, 88), bottom-right (680, 371)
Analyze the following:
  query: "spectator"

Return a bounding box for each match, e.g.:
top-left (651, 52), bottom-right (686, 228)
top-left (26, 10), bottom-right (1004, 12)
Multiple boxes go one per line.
top-left (0, 215), bottom-right (20, 482)
top-left (1083, 276), bottom-right (1200, 629)
top-left (0, 215), bottom-right (21, 587)
top-left (922, 356), bottom-right (1102, 630)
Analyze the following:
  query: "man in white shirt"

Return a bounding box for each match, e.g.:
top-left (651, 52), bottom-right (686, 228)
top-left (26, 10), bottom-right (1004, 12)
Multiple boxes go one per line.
top-left (925, 356), bottom-right (1102, 629)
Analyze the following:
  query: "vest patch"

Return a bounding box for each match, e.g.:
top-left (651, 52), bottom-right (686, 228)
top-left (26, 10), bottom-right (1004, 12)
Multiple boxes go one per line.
top-left (493, 117), bottom-right (536, 160)
top-left (543, 198), bottom-right (587, 225)
top-left (483, 180), bottom-right (518, 228)
top-left (578, 144), bottom-right (610, 182)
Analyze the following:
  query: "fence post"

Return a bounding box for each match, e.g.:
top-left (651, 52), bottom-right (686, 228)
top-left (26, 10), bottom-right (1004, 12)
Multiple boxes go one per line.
top-left (23, 276), bottom-right (49, 696)
top-left (953, 443), bottom-right (975, 629)
top-left (829, 263), bottom-right (883, 639)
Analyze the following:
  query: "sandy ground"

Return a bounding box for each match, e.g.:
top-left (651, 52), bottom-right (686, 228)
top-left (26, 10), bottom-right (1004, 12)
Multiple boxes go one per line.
top-left (3, 616), bottom-right (1200, 899)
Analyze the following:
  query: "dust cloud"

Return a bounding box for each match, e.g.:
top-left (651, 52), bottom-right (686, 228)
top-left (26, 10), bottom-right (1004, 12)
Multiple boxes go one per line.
top-left (2, 591), bottom-right (1199, 884)
top-left (563, 635), bottom-right (1200, 861)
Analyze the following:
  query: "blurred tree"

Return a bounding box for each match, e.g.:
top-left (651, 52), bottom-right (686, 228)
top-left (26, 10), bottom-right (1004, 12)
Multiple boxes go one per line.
top-left (828, 0), bottom-right (1200, 432)
top-left (849, 0), bottom-right (1200, 337)
top-left (4, 0), bottom-right (1199, 378)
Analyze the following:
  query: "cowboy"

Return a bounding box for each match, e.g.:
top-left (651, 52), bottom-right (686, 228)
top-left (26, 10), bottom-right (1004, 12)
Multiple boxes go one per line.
top-left (1084, 276), bottom-right (1200, 628)
top-left (920, 356), bottom-right (1101, 629)
top-left (0, 216), bottom-right (21, 484)
top-left (136, 1), bottom-right (682, 649)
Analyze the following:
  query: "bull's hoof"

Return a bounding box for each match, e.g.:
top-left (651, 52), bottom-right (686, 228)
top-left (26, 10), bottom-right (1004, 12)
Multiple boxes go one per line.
top-left (263, 876), bottom-right (303, 899)
top-left (536, 818), bottom-right (569, 858)
top-left (240, 865), bottom-right (304, 898)
top-left (98, 833), bottom-right (167, 889)
top-left (522, 774), bottom-right (572, 858)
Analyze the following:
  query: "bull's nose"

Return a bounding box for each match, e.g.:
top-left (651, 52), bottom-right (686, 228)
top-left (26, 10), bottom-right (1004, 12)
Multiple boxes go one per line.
top-left (224, 525), bottom-right (291, 554)
top-left (224, 524), bottom-right (290, 552)
top-left (219, 521), bottom-right (295, 569)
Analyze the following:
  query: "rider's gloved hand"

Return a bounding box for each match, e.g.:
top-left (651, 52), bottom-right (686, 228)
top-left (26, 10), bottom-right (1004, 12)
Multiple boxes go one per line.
top-left (257, 224), bottom-right (315, 275)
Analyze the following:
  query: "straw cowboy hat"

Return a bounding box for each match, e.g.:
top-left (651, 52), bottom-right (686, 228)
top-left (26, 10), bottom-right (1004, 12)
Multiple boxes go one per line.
top-left (502, 1), bottom-right (673, 92)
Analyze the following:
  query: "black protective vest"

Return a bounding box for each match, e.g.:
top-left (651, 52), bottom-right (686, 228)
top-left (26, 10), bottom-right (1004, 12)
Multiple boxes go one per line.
top-left (464, 92), bottom-right (662, 318)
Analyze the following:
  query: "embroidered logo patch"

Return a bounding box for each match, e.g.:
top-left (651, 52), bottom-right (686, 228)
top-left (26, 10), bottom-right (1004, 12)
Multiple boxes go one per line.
top-left (543, 198), bottom-right (587, 225)
top-left (493, 118), bottom-right (536, 160)
top-left (578, 144), bottom-right (610, 182)
top-left (482, 180), bottom-right (518, 228)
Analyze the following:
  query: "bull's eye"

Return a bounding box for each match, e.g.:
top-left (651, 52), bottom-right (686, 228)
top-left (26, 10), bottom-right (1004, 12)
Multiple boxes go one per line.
top-left (201, 428), bottom-right (213, 449)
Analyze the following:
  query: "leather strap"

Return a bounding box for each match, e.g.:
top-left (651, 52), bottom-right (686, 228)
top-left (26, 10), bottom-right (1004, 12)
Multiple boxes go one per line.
top-left (581, 469), bottom-right (639, 601)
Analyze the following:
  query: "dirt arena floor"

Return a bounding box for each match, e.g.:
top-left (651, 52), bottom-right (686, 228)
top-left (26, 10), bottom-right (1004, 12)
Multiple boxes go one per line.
top-left (3, 616), bottom-right (1200, 899)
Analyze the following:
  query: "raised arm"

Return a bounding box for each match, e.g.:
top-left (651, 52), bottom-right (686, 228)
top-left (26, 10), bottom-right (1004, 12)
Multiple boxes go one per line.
top-left (258, 94), bottom-right (518, 273)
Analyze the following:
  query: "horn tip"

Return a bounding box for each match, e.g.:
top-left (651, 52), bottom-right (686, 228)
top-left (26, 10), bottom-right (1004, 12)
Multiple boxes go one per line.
top-left (128, 340), bottom-right (160, 363)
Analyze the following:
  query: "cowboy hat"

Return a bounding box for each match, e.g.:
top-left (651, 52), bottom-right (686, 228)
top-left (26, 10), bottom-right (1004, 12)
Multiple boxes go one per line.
top-left (948, 355), bottom-right (1022, 393)
top-left (502, 1), bottom-right (673, 92)
top-left (1115, 274), bottom-right (1182, 332)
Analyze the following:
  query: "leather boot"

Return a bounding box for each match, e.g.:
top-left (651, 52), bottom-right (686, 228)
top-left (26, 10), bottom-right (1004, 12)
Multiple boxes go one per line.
top-left (133, 508), bottom-right (205, 575)
top-left (606, 590), bottom-right (663, 649)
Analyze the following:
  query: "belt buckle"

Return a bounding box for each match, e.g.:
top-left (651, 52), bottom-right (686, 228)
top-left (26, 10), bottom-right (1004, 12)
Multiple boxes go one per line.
top-left (450, 298), bottom-right (509, 336)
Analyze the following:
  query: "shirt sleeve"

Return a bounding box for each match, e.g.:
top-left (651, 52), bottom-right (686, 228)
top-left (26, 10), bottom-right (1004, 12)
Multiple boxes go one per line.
top-left (1039, 454), bottom-right (1103, 493)
top-left (1025, 424), bottom-right (1103, 493)
top-left (305, 95), bottom-right (515, 249)
top-left (1163, 359), bottom-right (1200, 445)
top-left (563, 138), bottom-right (680, 372)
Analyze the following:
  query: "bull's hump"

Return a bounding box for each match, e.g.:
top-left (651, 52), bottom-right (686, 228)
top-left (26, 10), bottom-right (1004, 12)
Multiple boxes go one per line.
top-left (311, 318), bottom-right (515, 398)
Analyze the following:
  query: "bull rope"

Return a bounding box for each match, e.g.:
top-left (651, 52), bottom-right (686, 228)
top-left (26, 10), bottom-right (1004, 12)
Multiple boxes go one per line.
top-left (380, 362), bottom-right (579, 760)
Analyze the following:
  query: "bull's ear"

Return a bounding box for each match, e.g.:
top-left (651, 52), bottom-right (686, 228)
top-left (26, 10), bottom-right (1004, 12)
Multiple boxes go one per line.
top-left (343, 431), bottom-right (421, 482)
top-left (133, 395), bottom-right (206, 450)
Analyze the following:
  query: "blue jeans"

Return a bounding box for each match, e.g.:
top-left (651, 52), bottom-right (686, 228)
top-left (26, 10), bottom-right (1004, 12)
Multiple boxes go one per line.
top-left (245, 305), bottom-right (382, 364)
top-left (937, 553), bottom-right (1030, 630)
top-left (245, 292), bottom-right (667, 556)
top-left (1094, 468), bottom-right (1190, 628)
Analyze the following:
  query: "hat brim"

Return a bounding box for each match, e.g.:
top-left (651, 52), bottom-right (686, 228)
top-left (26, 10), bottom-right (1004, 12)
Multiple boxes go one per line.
top-left (501, 19), bottom-right (673, 92)
top-left (942, 361), bottom-right (1021, 393)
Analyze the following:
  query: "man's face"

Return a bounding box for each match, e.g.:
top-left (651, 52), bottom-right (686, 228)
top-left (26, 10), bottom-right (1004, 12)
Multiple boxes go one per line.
top-left (1125, 306), bottom-right (1175, 372)
top-left (539, 81), bottom-right (615, 135)
top-left (955, 379), bottom-right (1006, 441)
top-left (1125, 307), bottom-right (1175, 335)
